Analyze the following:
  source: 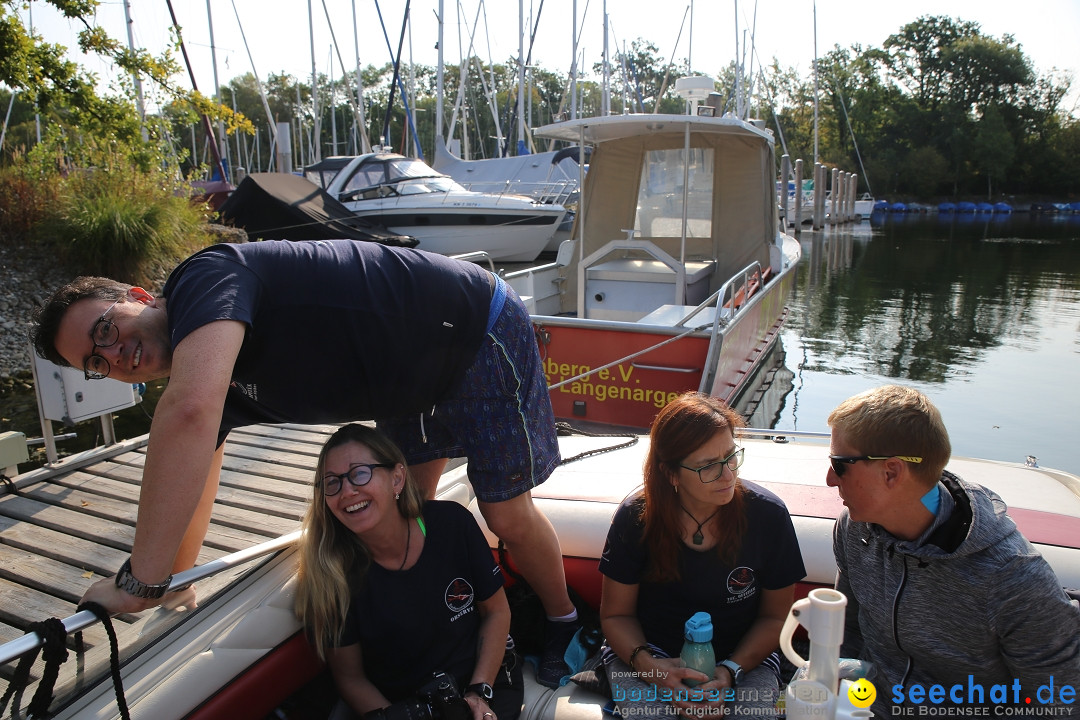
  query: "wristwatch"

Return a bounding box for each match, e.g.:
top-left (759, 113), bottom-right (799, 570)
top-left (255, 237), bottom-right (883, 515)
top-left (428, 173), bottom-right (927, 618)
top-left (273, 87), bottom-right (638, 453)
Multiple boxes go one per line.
top-left (114, 558), bottom-right (173, 599)
top-left (466, 682), bottom-right (494, 703)
top-left (718, 659), bottom-right (744, 686)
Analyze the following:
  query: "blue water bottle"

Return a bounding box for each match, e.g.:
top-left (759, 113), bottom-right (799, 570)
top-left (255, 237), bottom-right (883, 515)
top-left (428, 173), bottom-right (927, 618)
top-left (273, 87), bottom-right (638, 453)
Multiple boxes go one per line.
top-left (680, 612), bottom-right (716, 687)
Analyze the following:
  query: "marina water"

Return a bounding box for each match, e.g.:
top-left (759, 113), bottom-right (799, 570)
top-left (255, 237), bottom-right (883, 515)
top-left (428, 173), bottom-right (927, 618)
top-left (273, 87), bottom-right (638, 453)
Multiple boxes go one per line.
top-left (757, 212), bottom-right (1080, 477)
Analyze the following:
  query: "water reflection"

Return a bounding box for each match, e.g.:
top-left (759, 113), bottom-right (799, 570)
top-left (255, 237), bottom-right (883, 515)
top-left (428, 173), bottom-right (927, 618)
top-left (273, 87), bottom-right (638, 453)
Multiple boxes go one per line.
top-left (768, 213), bottom-right (1080, 474)
top-left (793, 215), bottom-right (1080, 384)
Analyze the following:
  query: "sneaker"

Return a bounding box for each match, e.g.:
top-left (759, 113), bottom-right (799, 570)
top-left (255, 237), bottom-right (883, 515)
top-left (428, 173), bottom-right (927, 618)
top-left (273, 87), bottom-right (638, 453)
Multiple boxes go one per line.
top-left (537, 618), bottom-right (581, 688)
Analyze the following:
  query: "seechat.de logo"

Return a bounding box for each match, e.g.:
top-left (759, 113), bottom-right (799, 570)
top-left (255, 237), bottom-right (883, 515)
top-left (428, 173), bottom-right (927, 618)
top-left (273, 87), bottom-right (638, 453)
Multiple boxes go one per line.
top-left (891, 676), bottom-right (1076, 708)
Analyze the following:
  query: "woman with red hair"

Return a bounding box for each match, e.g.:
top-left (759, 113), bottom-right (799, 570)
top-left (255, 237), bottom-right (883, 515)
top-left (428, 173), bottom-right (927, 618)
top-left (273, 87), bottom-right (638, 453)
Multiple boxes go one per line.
top-left (598, 392), bottom-right (805, 718)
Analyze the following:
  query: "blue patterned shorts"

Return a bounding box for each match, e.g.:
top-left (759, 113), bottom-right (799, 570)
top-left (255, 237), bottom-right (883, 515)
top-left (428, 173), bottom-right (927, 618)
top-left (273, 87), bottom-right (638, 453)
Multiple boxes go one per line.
top-left (378, 277), bottom-right (561, 502)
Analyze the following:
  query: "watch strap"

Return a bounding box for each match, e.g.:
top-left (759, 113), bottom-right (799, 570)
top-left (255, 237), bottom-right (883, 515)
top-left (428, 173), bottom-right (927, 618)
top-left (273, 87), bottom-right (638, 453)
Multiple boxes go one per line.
top-left (719, 658), bottom-right (743, 685)
top-left (114, 558), bottom-right (173, 599)
top-left (465, 682), bottom-right (494, 702)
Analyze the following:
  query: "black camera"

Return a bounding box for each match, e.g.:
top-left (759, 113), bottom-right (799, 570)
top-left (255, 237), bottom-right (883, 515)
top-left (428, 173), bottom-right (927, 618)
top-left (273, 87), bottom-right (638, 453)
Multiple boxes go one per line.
top-left (365, 672), bottom-right (471, 720)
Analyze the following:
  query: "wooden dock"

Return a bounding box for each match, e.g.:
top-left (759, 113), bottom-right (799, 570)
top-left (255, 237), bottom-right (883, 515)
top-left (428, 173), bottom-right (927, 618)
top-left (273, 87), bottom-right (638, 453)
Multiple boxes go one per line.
top-left (0, 422), bottom-right (339, 719)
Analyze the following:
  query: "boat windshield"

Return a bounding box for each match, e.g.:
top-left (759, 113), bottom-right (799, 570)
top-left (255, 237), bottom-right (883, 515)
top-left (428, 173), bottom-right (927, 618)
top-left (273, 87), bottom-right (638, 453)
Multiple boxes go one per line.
top-left (340, 156), bottom-right (466, 196)
top-left (634, 147), bottom-right (714, 238)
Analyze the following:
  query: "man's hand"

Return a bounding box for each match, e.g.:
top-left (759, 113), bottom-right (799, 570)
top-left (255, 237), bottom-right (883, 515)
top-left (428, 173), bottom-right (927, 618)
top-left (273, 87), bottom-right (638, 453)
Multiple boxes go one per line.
top-left (80, 576), bottom-right (162, 615)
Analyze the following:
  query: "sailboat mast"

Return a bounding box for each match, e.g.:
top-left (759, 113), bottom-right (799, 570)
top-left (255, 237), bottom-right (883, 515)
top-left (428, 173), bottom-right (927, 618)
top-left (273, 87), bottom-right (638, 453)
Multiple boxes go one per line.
top-left (517, 0), bottom-right (526, 154)
top-left (308, 0), bottom-right (321, 162)
top-left (813, 0), bottom-right (819, 165)
top-left (436, 0), bottom-right (445, 144)
top-left (353, 0), bottom-right (372, 154)
top-left (165, 0), bottom-right (227, 181)
top-left (206, 0), bottom-right (227, 174)
top-left (571, 0), bottom-right (578, 120)
top-left (601, 0), bottom-right (610, 117)
top-left (122, 0), bottom-right (147, 139)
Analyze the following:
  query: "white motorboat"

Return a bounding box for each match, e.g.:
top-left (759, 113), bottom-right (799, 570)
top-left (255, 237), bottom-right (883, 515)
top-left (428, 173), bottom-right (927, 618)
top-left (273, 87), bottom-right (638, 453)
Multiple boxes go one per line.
top-left (323, 152), bottom-right (567, 262)
top-left (500, 77), bottom-right (801, 430)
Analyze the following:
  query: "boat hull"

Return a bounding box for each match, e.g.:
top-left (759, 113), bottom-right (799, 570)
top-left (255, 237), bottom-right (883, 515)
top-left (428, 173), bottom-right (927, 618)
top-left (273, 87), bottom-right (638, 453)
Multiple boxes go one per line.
top-left (343, 205), bottom-right (565, 262)
top-left (535, 252), bottom-right (796, 429)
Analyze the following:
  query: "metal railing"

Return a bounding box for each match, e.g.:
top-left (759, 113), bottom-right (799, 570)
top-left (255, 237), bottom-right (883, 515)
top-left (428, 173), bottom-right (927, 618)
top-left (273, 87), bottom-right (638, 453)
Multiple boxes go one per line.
top-left (0, 530), bottom-right (301, 667)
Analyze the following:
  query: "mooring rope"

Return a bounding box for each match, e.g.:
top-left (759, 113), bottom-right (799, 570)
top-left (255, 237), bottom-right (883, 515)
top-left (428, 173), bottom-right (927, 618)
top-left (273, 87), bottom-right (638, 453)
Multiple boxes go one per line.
top-left (77, 601), bottom-right (131, 720)
top-left (0, 603), bottom-right (130, 720)
top-left (555, 421), bottom-right (639, 464)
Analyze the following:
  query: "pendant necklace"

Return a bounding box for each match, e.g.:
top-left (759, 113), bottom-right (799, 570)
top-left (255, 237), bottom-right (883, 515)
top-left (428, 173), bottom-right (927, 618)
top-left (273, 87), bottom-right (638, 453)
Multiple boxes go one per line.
top-left (680, 505), bottom-right (721, 545)
top-left (398, 518), bottom-right (412, 571)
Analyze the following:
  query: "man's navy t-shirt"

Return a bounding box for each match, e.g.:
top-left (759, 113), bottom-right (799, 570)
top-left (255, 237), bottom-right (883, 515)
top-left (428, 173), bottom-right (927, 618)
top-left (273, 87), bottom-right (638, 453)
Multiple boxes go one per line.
top-left (161, 239), bottom-right (492, 443)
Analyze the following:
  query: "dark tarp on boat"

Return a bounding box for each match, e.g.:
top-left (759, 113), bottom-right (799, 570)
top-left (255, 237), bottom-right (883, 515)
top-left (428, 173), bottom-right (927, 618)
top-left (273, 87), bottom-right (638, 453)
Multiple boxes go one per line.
top-left (218, 173), bottom-right (417, 246)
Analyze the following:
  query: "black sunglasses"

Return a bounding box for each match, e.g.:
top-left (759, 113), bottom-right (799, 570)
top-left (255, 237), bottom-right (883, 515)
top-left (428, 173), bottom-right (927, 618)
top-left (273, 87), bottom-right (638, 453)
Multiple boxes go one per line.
top-left (829, 454), bottom-right (923, 477)
top-left (319, 462), bottom-right (395, 497)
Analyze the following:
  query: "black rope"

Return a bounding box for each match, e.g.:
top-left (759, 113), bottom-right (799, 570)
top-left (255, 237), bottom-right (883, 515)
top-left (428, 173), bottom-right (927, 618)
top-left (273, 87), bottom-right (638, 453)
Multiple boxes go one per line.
top-left (555, 421), bottom-right (639, 465)
top-left (27, 617), bottom-right (67, 718)
top-left (0, 473), bottom-right (17, 495)
top-left (77, 601), bottom-right (131, 720)
top-left (0, 625), bottom-right (36, 717)
top-left (0, 616), bottom-right (71, 719)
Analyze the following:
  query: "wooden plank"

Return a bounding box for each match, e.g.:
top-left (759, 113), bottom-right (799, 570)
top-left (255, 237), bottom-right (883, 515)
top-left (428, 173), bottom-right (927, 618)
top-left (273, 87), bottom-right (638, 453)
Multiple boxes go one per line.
top-left (0, 421), bottom-right (323, 708)
top-left (232, 423), bottom-right (340, 444)
top-left (112, 448), bottom-right (315, 485)
top-left (225, 427), bottom-right (330, 458)
top-left (35, 470), bottom-right (305, 530)
top-left (0, 494), bottom-right (135, 551)
top-left (84, 460), bottom-right (311, 513)
top-left (0, 513), bottom-right (129, 576)
top-left (0, 577), bottom-right (119, 649)
top-left (0, 492), bottom-right (276, 554)
top-left (0, 543), bottom-right (108, 605)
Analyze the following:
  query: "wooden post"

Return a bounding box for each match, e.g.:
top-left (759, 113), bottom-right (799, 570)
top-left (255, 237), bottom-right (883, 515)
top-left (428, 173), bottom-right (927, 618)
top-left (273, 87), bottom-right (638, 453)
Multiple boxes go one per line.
top-left (794, 159), bottom-right (804, 233)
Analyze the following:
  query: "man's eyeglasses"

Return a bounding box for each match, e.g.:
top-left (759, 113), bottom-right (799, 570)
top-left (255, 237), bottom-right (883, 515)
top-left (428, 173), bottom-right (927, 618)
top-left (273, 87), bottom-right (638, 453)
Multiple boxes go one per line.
top-left (680, 446), bottom-right (745, 483)
top-left (320, 463), bottom-right (395, 497)
top-left (84, 299), bottom-right (121, 380)
top-left (829, 455), bottom-right (923, 477)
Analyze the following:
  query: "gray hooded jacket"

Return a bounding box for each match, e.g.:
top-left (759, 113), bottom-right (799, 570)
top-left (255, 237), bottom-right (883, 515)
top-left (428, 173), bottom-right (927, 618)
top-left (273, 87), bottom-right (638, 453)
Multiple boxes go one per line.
top-left (834, 471), bottom-right (1080, 714)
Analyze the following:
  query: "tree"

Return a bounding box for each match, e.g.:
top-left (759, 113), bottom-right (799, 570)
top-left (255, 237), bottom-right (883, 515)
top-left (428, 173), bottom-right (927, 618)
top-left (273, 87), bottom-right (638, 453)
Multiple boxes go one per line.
top-left (972, 105), bottom-right (1014, 199)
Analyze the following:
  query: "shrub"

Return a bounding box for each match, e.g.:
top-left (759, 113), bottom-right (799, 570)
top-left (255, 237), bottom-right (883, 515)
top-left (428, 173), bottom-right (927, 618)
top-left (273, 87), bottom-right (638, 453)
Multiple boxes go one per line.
top-left (43, 135), bottom-right (213, 285)
top-left (0, 149), bottom-right (60, 246)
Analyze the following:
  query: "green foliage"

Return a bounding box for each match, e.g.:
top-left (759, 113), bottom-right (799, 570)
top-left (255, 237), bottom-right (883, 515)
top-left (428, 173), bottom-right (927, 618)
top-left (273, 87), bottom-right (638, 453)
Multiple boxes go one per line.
top-left (0, 149), bottom-right (60, 244)
top-left (37, 134), bottom-right (211, 285)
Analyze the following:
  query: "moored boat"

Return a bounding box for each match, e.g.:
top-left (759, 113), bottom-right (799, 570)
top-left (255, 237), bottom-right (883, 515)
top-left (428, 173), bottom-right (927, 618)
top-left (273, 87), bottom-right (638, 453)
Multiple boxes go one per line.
top-left (324, 152), bottom-right (567, 262)
top-left (500, 79), bottom-right (800, 429)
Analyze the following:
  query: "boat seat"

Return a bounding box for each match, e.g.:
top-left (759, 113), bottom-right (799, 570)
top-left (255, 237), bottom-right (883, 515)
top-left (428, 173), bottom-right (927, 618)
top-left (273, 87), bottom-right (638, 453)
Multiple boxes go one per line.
top-left (635, 303), bottom-right (726, 327)
top-left (521, 666), bottom-right (607, 720)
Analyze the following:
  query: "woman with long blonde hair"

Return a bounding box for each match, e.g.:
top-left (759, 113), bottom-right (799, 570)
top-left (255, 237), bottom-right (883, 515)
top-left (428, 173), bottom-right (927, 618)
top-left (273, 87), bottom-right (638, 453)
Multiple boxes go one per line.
top-left (295, 424), bottom-right (522, 720)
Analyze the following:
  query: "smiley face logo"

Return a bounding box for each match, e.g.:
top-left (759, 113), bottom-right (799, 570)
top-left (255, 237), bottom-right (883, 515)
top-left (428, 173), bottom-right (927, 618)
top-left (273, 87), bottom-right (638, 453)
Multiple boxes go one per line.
top-left (848, 678), bottom-right (877, 708)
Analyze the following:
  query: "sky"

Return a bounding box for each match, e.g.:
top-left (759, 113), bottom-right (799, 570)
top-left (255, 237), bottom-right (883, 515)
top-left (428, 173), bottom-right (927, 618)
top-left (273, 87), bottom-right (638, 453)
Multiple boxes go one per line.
top-left (20, 0), bottom-right (1080, 114)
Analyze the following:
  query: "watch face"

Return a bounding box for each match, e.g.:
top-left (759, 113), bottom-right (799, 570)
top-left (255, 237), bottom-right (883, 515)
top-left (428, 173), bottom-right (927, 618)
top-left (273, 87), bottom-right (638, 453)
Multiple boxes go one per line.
top-left (469, 683), bottom-right (493, 701)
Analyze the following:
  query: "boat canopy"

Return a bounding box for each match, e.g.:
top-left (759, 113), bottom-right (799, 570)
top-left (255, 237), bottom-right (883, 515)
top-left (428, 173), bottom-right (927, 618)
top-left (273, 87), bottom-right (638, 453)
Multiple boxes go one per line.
top-left (533, 115), bottom-right (778, 314)
top-left (432, 136), bottom-right (585, 204)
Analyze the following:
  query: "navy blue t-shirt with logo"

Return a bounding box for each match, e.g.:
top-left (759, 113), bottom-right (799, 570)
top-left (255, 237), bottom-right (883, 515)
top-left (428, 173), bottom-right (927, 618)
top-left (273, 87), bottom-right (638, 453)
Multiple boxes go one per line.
top-left (161, 239), bottom-right (492, 446)
top-left (599, 481), bottom-right (805, 658)
top-left (337, 500), bottom-right (504, 701)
